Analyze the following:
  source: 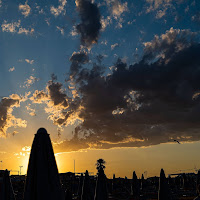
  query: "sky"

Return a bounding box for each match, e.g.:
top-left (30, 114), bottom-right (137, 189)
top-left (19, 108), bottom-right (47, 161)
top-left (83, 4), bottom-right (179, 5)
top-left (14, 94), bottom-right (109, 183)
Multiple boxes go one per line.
top-left (0, 0), bottom-right (200, 178)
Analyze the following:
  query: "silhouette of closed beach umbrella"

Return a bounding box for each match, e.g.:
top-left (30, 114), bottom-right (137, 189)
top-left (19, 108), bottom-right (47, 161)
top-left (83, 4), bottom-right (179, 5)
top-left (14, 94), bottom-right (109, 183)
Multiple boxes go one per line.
top-left (94, 168), bottom-right (108, 200)
top-left (141, 174), bottom-right (144, 190)
top-left (81, 170), bottom-right (93, 200)
top-left (112, 174), bottom-right (116, 191)
top-left (132, 171), bottom-right (140, 199)
top-left (158, 168), bottom-right (170, 200)
top-left (0, 170), bottom-right (16, 200)
top-left (197, 171), bottom-right (200, 189)
top-left (24, 128), bottom-right (64, 200)
top-left (78, 173), bottom-right (84, 199)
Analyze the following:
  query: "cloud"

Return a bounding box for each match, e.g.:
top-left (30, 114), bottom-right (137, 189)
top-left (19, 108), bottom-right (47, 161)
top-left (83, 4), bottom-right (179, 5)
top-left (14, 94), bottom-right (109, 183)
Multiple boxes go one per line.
top-left (19, 2), bottom-right (31, 17)
top-left (1, 20), bottom-right (34, 35)
top-left (30, 76), bottom-right (79, 129)
top-left (30, 90), bottom-right (49, 104)
top-left (50, 28), bottom-right (200, 152)
top-left (143, 27), bottom-right (197, 63)
top-left (8, 67), bottom-right (15, 72)
top-left (1, 21), bottom-right (21, 33)
top-left (14, 147), bottom-right (30, 157)
top-left (75, 0), bottom-right (102, 47)
top-left (69, 51), bottom-right (89, 78)
top-left (192, 12), bottom-right (200, 23)
top-left (50, 0), bottom-right (67, 17)
top-left (18, 27), bottom-right (34, 35)
top-left (25, 59), bottom-right (34, 64)
top-left (101, 16), bottom-right (112, 31)
top-left (22, 146), bottom-right (31, 152)
top-left (145, 0), bottom-right (173, 19)
top-left (26, 105), bottom-right (36, 116)
top-left (104, 0), bottom-right (128, 28)
top-left (145, 0), bottom-right (185, 19)
top-left (56, 26), bottom-right (64, 35)
top-left (0, 94), bottom-right (28, 137)
top-left (70, 26), bottom-right (78, 36)
top-left (111, 43), bottom-right (119, 50)
top-left (106, 0), bottom-right (128, 19)
top-left (146, 0), bottom-right (172, 12)
top-left (24, 76), bottom-right (39, 88)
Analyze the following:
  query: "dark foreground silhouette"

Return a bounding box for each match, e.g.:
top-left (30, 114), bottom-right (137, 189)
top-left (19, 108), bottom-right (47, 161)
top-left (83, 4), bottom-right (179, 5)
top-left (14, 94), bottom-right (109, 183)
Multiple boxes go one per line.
top-left (24, 128), bottom-right (64, 200)
top-left (1, 128), bottom-right (200, 200)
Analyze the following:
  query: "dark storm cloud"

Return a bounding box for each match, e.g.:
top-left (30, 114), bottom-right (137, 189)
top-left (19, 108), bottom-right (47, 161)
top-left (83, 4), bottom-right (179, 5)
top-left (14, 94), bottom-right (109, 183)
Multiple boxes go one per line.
top-left (31, 76), bottom-right (83, 128)
top-left (31, 77), bottom-right (68, 108)
top-left (55, 28), bottom-right (200, 152)
top-left (143, 28), bottom-right (197, 63)
top-left (70, 51), bottom-right (89, 78)
top-left (0, 94), bottom-right (27, 137)
top-left (75, 0), bottom-right (102, 47)
top-left (48, 80), bottom-right (68, 108)
top-left (32, 28), bottom-right (200, 152)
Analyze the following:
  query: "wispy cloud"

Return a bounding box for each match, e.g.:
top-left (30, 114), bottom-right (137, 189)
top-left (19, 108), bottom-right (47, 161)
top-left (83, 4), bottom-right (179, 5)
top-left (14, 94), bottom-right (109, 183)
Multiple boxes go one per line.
top-left (101, 16), bottom-right (112, 31)
top-left (24, 76), bottom-right (39, 88)
top-left (19, 2), bottom-right (31, 17)
top-left (26, 104), bottom-right (36, 116)
top-left (145, 0), bottom-right (183, 19)
top-left (106, 0), bottom-right (128, 19)
top-left (8, 67), bottom-right (15, 72)
top-left (22, 146), bottom-right (31, 152)
top-left (25, 59), bottom-right (34, 64)
top-left (111, 43), bottom-right (119, 50)
top-left (56, 26), bottom-right (64, 35)
top-left (18, 27), bottom-right (34, 35)
top-left (105, 0), bottom-right (128, 28)
top-left (1, 20), bottom-right (34, 35)
top-left (1, 20), bottom-right (20, 33)
top-left (143, 27), bottom-right (197, 63)
top-left (14, 146), bottom-right (31, 158)
top-left (50, 0), bottom-right (67, 17)
top-left (70, 26), bottom-right (78, 36)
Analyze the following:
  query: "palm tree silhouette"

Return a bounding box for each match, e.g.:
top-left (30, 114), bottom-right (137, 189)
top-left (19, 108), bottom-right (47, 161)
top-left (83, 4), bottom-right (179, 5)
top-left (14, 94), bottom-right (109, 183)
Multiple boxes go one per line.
top-left (96, 159), bottom-right (106, 172)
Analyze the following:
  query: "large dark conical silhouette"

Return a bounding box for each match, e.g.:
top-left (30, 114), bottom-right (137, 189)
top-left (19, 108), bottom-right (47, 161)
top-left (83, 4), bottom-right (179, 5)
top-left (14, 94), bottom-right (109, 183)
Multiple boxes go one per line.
top-left (0, 170), bottom-right (16, 200)
top-left (94, 168), bottom-right (108, 200)
top-left (24, 128), bottom-right (64, 200)
top-left (158, 168), bottom-right (170, 200)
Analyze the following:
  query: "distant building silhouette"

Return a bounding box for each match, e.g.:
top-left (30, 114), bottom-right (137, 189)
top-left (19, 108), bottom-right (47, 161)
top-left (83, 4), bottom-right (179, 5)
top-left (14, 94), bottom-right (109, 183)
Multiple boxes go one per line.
top-left (23, 128), bottom-right (64, 200)
top-left (0, 170), bottom-right (16, 200)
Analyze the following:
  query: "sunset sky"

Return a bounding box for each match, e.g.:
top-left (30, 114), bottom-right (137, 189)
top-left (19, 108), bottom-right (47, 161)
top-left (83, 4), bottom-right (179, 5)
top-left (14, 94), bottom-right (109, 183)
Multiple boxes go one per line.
top-left (0, 0), bottom-right (200, 178)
